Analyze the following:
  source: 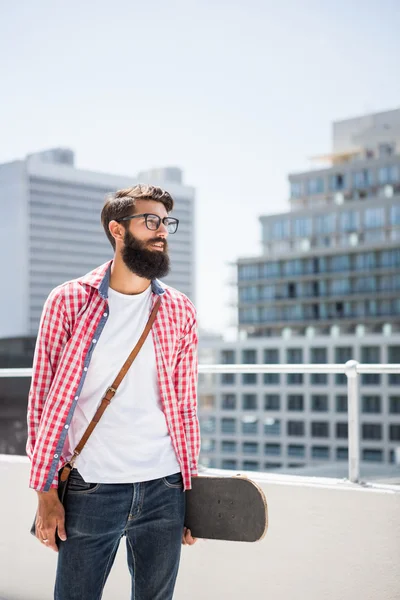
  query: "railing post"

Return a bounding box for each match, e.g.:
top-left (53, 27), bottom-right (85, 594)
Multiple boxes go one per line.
top-left (345, 360), bottom-right (360, 483)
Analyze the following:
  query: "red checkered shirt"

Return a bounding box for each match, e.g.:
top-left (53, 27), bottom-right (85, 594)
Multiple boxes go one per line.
top-left (26, 260), bottom-right (200, 492)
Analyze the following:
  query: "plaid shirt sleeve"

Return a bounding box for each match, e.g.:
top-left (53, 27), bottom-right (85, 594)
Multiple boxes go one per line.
top-left (174, 307), bottom-right (200, 475)
top-left (26, 288), bottom-right (70, 488)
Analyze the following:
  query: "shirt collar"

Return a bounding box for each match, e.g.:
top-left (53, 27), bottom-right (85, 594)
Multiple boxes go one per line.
top-left (79, 260), bottom-right (166, 301)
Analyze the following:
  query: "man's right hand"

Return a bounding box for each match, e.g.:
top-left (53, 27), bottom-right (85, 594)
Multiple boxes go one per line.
top-left (35, 489), bottom-right (67, 552)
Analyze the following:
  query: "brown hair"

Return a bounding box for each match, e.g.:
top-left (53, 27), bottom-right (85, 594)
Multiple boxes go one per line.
top-left (101, 184), bottom-right (174, 250)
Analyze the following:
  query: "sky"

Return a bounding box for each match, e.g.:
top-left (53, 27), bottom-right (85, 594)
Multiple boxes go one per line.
top-left (1, 0), bottom-right (399, 334)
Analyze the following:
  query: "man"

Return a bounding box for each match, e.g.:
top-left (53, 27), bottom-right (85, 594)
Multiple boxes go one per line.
top-left (27, 184), bottom-right (200, 600)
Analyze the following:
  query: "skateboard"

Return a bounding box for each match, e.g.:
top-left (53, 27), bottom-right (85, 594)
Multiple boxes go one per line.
top-left (184, 475), bottom-right (268, 542)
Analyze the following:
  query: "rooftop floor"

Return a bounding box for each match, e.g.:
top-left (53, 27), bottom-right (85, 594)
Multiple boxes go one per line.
top-left (1, 455), bottom-right (399, 600)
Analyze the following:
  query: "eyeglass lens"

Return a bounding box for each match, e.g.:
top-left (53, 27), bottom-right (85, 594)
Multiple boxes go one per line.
top-left (146, 215), bottom-right (178, 233)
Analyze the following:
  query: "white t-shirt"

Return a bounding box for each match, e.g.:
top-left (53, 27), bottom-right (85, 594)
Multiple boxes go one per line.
top-left (64, 284), bottom-right (181, 483)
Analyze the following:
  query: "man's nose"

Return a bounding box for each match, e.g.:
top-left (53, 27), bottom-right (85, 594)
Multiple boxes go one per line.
top-left (157, 222), bottom-right (168, 237)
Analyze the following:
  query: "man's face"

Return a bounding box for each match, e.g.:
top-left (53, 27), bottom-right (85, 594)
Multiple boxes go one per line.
top-left (120, 200), bottom-right (171, 280)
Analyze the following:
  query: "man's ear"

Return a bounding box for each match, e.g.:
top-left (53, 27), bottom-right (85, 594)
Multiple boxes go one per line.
top-left (109, 220), bottom-right (124, 243)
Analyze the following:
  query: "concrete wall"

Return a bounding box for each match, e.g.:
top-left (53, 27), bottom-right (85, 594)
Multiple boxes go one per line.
top-left (1, 456), bottom-right (399, 600)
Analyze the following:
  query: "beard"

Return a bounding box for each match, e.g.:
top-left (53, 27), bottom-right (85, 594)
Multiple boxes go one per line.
top-left (121, 229), bottom-right (170, 280)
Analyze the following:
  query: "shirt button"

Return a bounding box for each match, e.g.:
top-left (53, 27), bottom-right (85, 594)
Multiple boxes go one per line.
top-left (93, 339), bottom-right (97, 344)
top-left (104, 312), bottom-right (108, 317)
top-left (75, 396), bottom-right (79, 400)
top-left (84, 367), bottom-right (88, 371)
top-left (54, 454), bottom-right (58, 458)
top-left (64, 424), bottom-right (69, 429)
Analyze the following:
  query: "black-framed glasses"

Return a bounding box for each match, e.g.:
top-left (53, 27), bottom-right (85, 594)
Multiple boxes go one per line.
top-left (115, 213), bottom-right (179, 234)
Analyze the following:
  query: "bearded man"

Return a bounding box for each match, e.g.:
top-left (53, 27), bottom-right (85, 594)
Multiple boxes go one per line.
top-left (27, 184), bottom-right (200, 600)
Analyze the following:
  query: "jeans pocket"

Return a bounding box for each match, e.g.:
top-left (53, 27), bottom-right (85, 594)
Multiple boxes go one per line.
top-left (162, 472), bottom-right (183, 489)
top-left (67, 470), bottom-right (100, 494)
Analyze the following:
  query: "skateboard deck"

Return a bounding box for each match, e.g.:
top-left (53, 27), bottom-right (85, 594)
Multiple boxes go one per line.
top-left (184, 475), bottom-right (268, 542)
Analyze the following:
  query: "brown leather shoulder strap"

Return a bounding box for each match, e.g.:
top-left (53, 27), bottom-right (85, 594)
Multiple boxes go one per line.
top-left (62, 295), bottom-right (161, 477)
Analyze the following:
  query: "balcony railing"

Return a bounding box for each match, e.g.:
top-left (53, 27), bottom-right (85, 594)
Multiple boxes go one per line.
top-left (3, 361), bottom-right (400, 485)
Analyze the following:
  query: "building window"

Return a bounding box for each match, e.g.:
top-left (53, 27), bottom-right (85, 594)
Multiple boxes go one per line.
top-left (243, 442), bottom-right (258, 455)
top-left (264, 443), bottom-right (281, 456)
top-left (221, 394), bottom-right (236, 410)
top-left (222, 459), bottom-right (237, 469)
top-left (390, 204), bottom-right (400, 225)
top-left (315, 213), bottom-right (336, 234)
top-left (355, 252), bottom-right (376, 271)
top-left (263, 349), bottom-right (280, 384)
top-left (311, 446), bottom-right (330, 459)
top-left (389, 425), bottom-right (400, 441)
top-left (361, 346), bottom-right (381, 385)
top-left (287, 395), bottom-right (304, 411)
top-left (221, 350), bottom-right (235, 363)
top-left (264, 394), bottom-right (280, 410)
top-left (260, 262), bottom-right (281, 278)
top-left (388, 346), bottom-right (400, 385)
top-left (264, 418), bottom-right (281, 436)
top-left (312, 395), bottom-right (328, 412)
top-left (242, 416), bottom-right (258, 434)
top-left (362, 424), bottom-right (382, 440)
top-left (362, 449), bottom-right (383, 462)
top-left (242, 373), bottom-right (258, 385)
top-left (336, 447), bottom-right (348, 460)
top-left (379, 165), bottom-right (399, 184)
top-left (221, 418), bottom-right (236, 434)
top-left (336, 422), bottom-right (348, 439)
top-left (221, 373), bottom-right (236, 385)
top-left (330, 254), bottom-right (351, 272)
top-left (242, 349), bottom-right (258, 385)
top-left (389, 396), bottom-right (400, 414)
top-left (287, 421), bottom-right (305, 437)
top-left (286, 348), bottom-right (303, 385)
top-left (221, 440), bottom-right (237, 453)
top-left (200, 395), bottom-right (216, 411)
top-left (221, 350), bottom-right (236, 385)
top-left (272, 220), bottom-right (290, 240)
top-left (330, 173), bottom-right (346, 191)
top-left (353, 169), bottom-right (373, 189)
top-left (201, 438), bottom-right (216, 452)
top-left (307, 177), bottom-right (324, 195)
top-left (288, 444), bottom-right (305, 458)
top-left (310, 347), bottom-right (328, 384)
top-left (335, 347), bottom-right (353, 385)
top-left (311, 422), bottom-right (329, 438)
top-left (290, 181), bottom-right (304, 198)
top-left (362, 395), bottom-right (381, 414)
top-left (340, 211), bottom-right (359, 232)
top-left (242, 394), bottom-right (257, 410)
top-left (264, 462), bottom-right (282, 470)
top-left (294, 217), bottom-right (312, 238)
top-left (201, 417), bottom-right (216, 434)
top-left (239, 286), bottom-right (259, 302)
top-left (364, 207), bottom-right (385, 229)
top-left (335, 395), bottom-right (348, 413)
top-left (243, 460), bottom-right (260, 471)
top-left (238, 264), bottom-right (259, 281)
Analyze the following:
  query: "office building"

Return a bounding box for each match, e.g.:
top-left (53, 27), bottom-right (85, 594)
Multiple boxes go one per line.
top-left (198, 108), bottom-right (400, 472)
top-left (0, 148), bottom-right (195, 338)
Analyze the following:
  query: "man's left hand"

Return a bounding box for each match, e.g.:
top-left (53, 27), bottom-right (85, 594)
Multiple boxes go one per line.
top-left (182, 526), bottom-right (197, 545)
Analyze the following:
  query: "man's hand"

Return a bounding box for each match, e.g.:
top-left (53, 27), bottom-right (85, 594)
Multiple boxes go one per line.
top-left (35, 489), bottom-right (67, 552)
top-left (182, 526), bottom-right (197, 545)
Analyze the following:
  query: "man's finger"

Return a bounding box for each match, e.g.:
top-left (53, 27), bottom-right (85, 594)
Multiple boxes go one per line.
top-left (184, 528), bottom-right (198, 545)
top-left (57, 517), bottom-right (67, 542)
top-left (43, 530), bottom-right (58, 553)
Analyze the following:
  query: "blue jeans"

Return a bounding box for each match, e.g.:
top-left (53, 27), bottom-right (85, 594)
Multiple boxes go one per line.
top-left (55, 469), bottom-right (185, 600)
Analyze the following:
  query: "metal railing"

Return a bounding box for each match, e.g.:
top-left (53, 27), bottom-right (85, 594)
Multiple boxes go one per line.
top-left (2, 361), bottom-right (400, 484)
